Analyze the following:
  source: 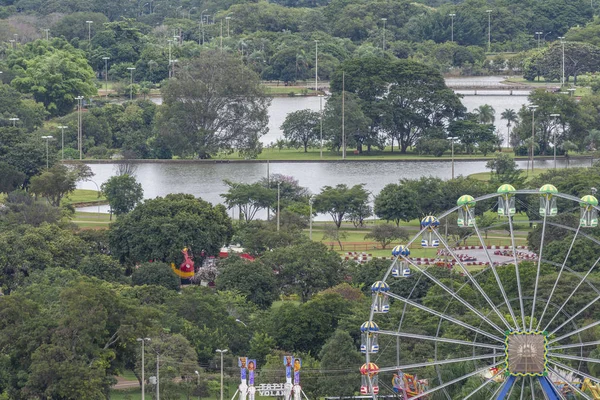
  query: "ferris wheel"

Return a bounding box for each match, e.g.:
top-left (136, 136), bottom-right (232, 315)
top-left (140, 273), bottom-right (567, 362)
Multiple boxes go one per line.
top-left (361, 184), bottom-right (600, 400)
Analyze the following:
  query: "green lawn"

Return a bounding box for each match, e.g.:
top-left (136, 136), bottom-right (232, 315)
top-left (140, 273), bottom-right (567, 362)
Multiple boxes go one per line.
top-left (469, 167), bottom-right (550, 182)
top-left (62, 189), bottom-right (106, 205)
top-left (263, 86), bottom-right (319, 96)
top-left (72, 211), bottom-right (112, 229)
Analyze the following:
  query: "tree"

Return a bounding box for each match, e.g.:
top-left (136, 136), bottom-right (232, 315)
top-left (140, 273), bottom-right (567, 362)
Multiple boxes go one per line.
top-left (131, 262), bottom-right (180, 290)
top-left (9, 39), bottom-right (97, 116)
top-left (156, 51), bottom-right (271, 159)
top-left (0, 162), bottom-right (26, 193)
top-left (101, 174), bottom-right (144, 216)
top-left (501, 108), bottom-right (518, 148)
top-left (449, 115), bottom-right (498, 155)
top-left (322, 224), bottom-right (348, 251)
top-left (318, 330), bottom-right (362, 397)
top-left (109, 194), bottom-right (233, 265)
top-left (79, 254), bottom-right (126, 282)
top-left (312, 184), bottom-right (369, 228)
top-left (322, 92), bottom-right (371, 153)
top-left (215, 256), bottom-right (278, 309)
top-left (525, 41), bottom-right (600, 84)
top-left (221, 180), bottom-right (275, 222)
top-left (486, 153), bottom-right (524, 186)
top-left (474, 104), bottom-right (496, 124)
top-left (364, 224), bottom-right (409, 249)
top-left (281, 109), bottom-right (320, 152)
top-left (29, 164), bottom-right (93, 207)
top-left (374, 183), bottom-right (419, 225)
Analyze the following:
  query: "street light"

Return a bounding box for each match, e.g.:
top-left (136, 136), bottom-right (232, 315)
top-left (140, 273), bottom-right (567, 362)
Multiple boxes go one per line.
top-left (9, 117), bottom-right (19, 127)
top-left (215, 349), bottom-right (228, 400)
top-left (319, 94), bottom-right (324, 160)
top-left (86, 20), bottom-right (93, 41)
top-left (309, 195), bottom-right (315, 240)
top-left (156, 350), bottom-right (160, 400)
top-left (76, 96), bottom-right (84, 160)
top-left (226, 16), bottom-right (231, 37)
top-left (448, 136), bottom-right (458, 179)
top-left (137, 338), bottom-right (151, 400)
top-left (41, 136), bottom-right (53, 168)
top-left (529, 105), bottom-right (539, 176)
top-left (550, 114), bottom-right (560, 169)
top-left (127, 67), bottom-right (136, 101)
top-left (486, 10), bottom-right (493, 53)
top-left (194, 371), bottom-right (200, 400)
top-left (102, 57), bottom-right (110, 99)
top-left (276, 182), bottom-right (281, 232)
top-left (43, 28), bottom-right (49, 40)
top-left (381, 18), bottom-right (387, 51)
top-left (535, 31), bottom-right (543, 48)
top-left (235, 318), bottom-right (248, 327)
top-left (558, 36), bottom-right (565, 86)
top-left (57, 125), bottom-right (67, 160)
top-left (449, 14), bottom-right (456, 42)
top-left (200, 9), bottom-right (208, 45)
top-left (314, 40), bottom-right (318, 92)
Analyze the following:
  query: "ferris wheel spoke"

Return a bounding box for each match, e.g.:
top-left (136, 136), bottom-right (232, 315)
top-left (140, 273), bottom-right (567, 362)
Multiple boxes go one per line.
top-left (462, 366), bottom-right (506, 400)
top-left (550, 293), bottom-right (600, 335)
top-left (378, 330), bottom-right (504, 350)
top-left (549, 360), bottom-right (600, 386)
top-left (548, 352), bottom-right (600, 365)
top-left (548, 319), bottom-right (600, 345)
top-left (471, 217), bottom-right (520, 331)
top-left (530, 376), bottom-right (536, 400)
top-left (507, 212), bottom-right (527, 330)
top-left (536, 222), bottom-right (583, 331)
top-left (433, 230), bottom-right (514, 332)
top-left (404, 360), bottom-right (504, 400)
top-left (379, 353), bottom-right (499, 372)
top-left (385, 291), bottom-right (504, 343)
top-left (401, 256), bottom-right (506, 335)
top-left (544, 255), bottom-right (600, 332)
top-left (547, 366), bottom-right (593, 400)
top-left (530, 212), bottom-right (548, 331)
top-left (519, 377), bottom-right (525, 400)
top-left (550, 339), bottom-right (600, 350)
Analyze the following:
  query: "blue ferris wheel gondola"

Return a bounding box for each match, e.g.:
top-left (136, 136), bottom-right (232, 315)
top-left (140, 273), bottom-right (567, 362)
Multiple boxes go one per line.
top-left (420, 216), bottom-right (440, 247)
top-left (360, 321), bottom-right (380, 354)
top-left (360, 321), bottom-right (380, 332)
top-left (371, 281), bottom-right (390, 313)
top-left (391, 245), bottom-right (412, 278)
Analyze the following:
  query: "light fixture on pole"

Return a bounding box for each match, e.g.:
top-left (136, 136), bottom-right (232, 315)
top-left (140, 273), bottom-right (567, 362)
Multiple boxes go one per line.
top-left (449, 14), bottom-right (456, 42)
top-left (314, 40), bottom-right (318, 92)
top-left (127, 67), bottom-right (136, 101)
top-left (550, 114), bottom-right (560, 169)
top-left (200, 9), bottom-right (208, 45)
top-left (57, 125), bottom-right (67, 160)
top-left (535, 31), bottom-right (543, 48)
top-left (528, 105), bottom-right (539, 176)
top-left (41, 136), bottom-right (53, 168)
top-left (381, 18), bottom-right (387, 51)
top-left (102, 57), bottom-right (110, 98)
top-left (342, 71), bottom-right (345, 160)
top-left (195, 371), bottom-right (200, 400)
top-left (76, 96), bottom-right (84, 160)
top-left (318, 94), bottom-right (324, 160)
top-left (558, 36), bottom-right (565, 86)
top-left (9, 117), bottom-right (19, 127)
top-left (309, 195), bottom-right (315, 239)
top-left (86, 20), bottom-right (93, 41)
top-left (43, 28), bottom-right (49, 40)
top-left (276, 182), bottom-right (281, 232)
top-left (156, 350), bottom-right (160, 400)
top-left (137, 338), bottom-right (151, 400)
top-left (235, 318), bottom-right (248, 327)
top-left (215, 349), bottom-right (228, 400)
top-left (447, 136), bottom-right (458, 179)
top-left (486, 10), bottom-right (493, 53)
top-left (226, 16), bottom-right (231, 37)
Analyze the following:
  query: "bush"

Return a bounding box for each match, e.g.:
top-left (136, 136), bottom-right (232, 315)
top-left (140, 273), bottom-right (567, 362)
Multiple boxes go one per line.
top-left (131, 262), bottom-right (179, 291)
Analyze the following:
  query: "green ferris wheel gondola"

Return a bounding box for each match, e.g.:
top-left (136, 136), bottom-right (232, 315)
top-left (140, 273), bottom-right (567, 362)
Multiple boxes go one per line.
top-left (539, 184), bottom-right (558, 216)
top-left (457, 195), bottom-right (475, 227)
top-left (497, 184), bottom-right (516, 217)
top-left (580, 195), bottom-right (598, 227)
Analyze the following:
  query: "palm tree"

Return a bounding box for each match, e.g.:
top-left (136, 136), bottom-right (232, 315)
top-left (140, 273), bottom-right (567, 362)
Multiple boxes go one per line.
top-left (474, 104), bottom-right (496, 124)
top-left (501, 108), bottom-right (518, 149)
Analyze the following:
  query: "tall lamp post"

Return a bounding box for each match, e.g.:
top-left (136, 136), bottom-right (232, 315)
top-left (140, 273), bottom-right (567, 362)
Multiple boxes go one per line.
top-left (381, 18), bottom-right (387, 51)
top-left (41, 136), bottom-right (53, 168)
top-left (200, 9), bottom-right (208, 45)
top-left (194, 371), bottom-right (200, 400)
top-left (486, 10), bottom-right (493, 52)
top-left (102, 57), bottom-right (110, 98)
top-left (314, 40), bottom-right (318, 92)
top-left (529, 105), bottom-right (538, 176)
top-left (535, 31), bottom-right (543, 48)
top-left (449, 13), bottom-right (455, 42)
top-left (127, 67), bottom-right (136, 101)
top-left (215, 349), bottom-right (228, 400)
top-left (309, 195), bottom-right (315, 240)
top-left (137, 338), bottom-right (151, 400)
top-left (86, 20), bottom-right (93, 41)
top-left (550, 113), bottom-right (560, 169)
top-left (43, 28), bottom-right (49, 40)
top-left (57, 125), bottom-right (67, 160)
top-left (276, 182), bottom-right (281, 232)
top-left (226, 16), bottom-right (231, 37)
top-left (9, 117), bottom-right (19, 127)
top-left (76, 96), bottom-right (83, 160)
top-left (448, 136), bottom-right (458, 179)
top-left (318, 94), bottom-right (324, 159)
top-left (558, 36), bottom-right (565, 86)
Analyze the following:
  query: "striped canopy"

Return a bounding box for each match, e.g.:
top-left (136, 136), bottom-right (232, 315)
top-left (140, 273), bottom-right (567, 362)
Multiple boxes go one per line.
top-left (392, 245), bottom-right (410, 257)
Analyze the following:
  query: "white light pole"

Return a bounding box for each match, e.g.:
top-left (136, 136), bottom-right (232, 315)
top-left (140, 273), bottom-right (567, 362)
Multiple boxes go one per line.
top-left (309, 195), bottom-right (315, 240)
top-left (226, 16), bottom-right (231, 37)
top-left (156, 351), bottom-right (160, 400)
top-left (342, 71), bottom-right (346, 160)
top-left (200, 9), bottom-right (208, 45)
top-left (559, 36), bottom-right (565, 86)
top-left (486, 10), bottom-right (492, 53)
top-left (381, 18), bottom-right (387, 51)
top-left (195, 370), bottom-right (200, 400)
top-left (535, 31), bottom-right (543, 48)
top-left (86, 20), bottom-right (93, 41)
top-left (277, 182), bottom-right (281, 232)
top-left (43, 28), bottom-right (49, 40)
top-left (235, 318), bottom-right (248, 327)
top-left (102, 57), bottom-right (110, 99)
top-left (137, 338), bottom-right (151, 400)
top-left (550, 113), bottom-right (560, 169)
top-left (9, 117), bottom-right (19, 127)
top-left (448, 136), bottom-right (458, 179)
top-left (57, 125), bottom-right (67, 160)
top-left (215, 349), bottom-right (228, 400)
top-left (76, 96), bottom-right (83, 160)
top-left (314, 40), bottom-right (318, 92)
top-left (529, 105), bottom-right (538, 176)
top-left (41, 136), bottom-right (53, 168)
top-left (127, 67), bottom-right (136, 101)
top-left (319, 94), bottom-right (323, 159)
top-left (449, 14), bottom-right (455, 42)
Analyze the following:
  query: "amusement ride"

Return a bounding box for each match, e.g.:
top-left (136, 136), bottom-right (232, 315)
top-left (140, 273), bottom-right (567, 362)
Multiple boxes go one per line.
top-left (362, 184), bottom-right (600, 399)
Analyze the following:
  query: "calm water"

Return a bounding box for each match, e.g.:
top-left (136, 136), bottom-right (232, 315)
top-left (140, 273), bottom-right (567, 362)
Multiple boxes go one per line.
top-left (78, 158), bottom-right (590, 217)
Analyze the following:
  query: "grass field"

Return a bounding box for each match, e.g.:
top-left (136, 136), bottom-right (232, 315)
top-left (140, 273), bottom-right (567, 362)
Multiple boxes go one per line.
top-left (72, 211), bottom-right (112, 229)
top-left (468, 168), bottom-right (548, 181)
top-left (62, 189), bottom-right (106, 205)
